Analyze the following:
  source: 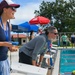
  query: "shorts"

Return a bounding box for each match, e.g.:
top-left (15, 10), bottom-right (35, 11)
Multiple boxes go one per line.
top-left (19, 52), bottom-right (32, 65)
top-left (63, 41), bottom-right (67, 45)
top-left (0, 59), bottom-right (10, 75)
top-left (71, 38), bottom-right (75, 43)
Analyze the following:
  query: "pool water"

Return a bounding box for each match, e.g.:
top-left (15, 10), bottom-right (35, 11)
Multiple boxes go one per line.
top-left (60, 49), bottom-right (75, 75)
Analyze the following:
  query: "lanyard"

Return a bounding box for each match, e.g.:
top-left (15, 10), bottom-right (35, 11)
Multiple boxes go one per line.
top-left (0, 17), bottom-right (9, 41)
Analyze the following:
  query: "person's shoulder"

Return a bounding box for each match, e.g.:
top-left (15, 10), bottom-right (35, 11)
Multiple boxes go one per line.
top-left (61, 35), bottom-right (63, 37)
top-left (35, 35), bottom-right (46, 41)
top-left (36, 35), bottom-right (44, 39)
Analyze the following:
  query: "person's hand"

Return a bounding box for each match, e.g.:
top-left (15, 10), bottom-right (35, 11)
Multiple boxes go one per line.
top-left (5, 42), bottom-right (13, 48)
top-left (9, 46), bottom-right (18, 52)
top-left (36, 63), bottom-right (41, 67)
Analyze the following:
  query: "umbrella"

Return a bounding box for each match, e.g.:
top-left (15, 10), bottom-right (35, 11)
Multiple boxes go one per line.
top-left (29, 16), bottom-right (50, 25)
top-left (18, 22), bottom-right (39, 32)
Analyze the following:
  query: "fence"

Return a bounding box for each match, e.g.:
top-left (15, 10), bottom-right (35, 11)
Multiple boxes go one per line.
top-left (53, 32), bottom-right (75, 48)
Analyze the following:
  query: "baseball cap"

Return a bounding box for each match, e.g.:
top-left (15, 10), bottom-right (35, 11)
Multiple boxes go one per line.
top-left (0, 0), bottom-right (20, 9)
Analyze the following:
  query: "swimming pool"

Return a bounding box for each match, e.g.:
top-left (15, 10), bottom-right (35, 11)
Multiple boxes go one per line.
top-left (60, 49), bottom-right (75, 75)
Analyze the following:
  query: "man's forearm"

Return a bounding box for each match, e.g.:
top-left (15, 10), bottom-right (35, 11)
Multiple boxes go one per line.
top-left (32, 55), bottom-right (44, 66)
top-left (32, 60), bottom-right (37, 66)
top-left (39, 55), bottom-right (44, 65)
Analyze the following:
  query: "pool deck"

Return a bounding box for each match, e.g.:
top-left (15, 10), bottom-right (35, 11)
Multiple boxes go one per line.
top-left (51, 50), bottom-right (60, 75)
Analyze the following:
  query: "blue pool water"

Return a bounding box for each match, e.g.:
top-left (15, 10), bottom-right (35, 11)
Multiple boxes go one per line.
top-left (60, 49), bottom-right (75, 74)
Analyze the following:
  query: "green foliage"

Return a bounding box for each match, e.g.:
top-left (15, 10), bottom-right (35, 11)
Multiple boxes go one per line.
top-left (34, 0), bottom-right (75, 32)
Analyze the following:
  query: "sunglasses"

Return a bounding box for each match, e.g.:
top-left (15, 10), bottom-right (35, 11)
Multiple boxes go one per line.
top-left (54, 33), bottom-right (58, 35)
top-left (10, 7), bottom-right (16, 11)
top-left (5, 6), bottom-right (16, 11)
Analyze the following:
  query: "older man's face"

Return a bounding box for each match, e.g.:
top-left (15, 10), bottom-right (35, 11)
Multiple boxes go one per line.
top-left (48, 29), bottom-right (58, 40)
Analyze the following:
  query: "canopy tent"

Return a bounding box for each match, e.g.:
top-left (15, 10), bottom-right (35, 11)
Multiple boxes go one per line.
top-left (18, 22), bottom-right (39, 32)
top-left (30, 25), bottom-right (39, 32)
top-left (11, 22), bottom-right (39, 45)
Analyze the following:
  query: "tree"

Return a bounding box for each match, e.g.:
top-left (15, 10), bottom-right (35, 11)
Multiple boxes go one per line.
top-left (34, 0), bottom-right (75, 32)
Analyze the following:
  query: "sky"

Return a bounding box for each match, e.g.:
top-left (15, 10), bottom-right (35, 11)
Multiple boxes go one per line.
top-left (0, 0), bottom-right (56, 25)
